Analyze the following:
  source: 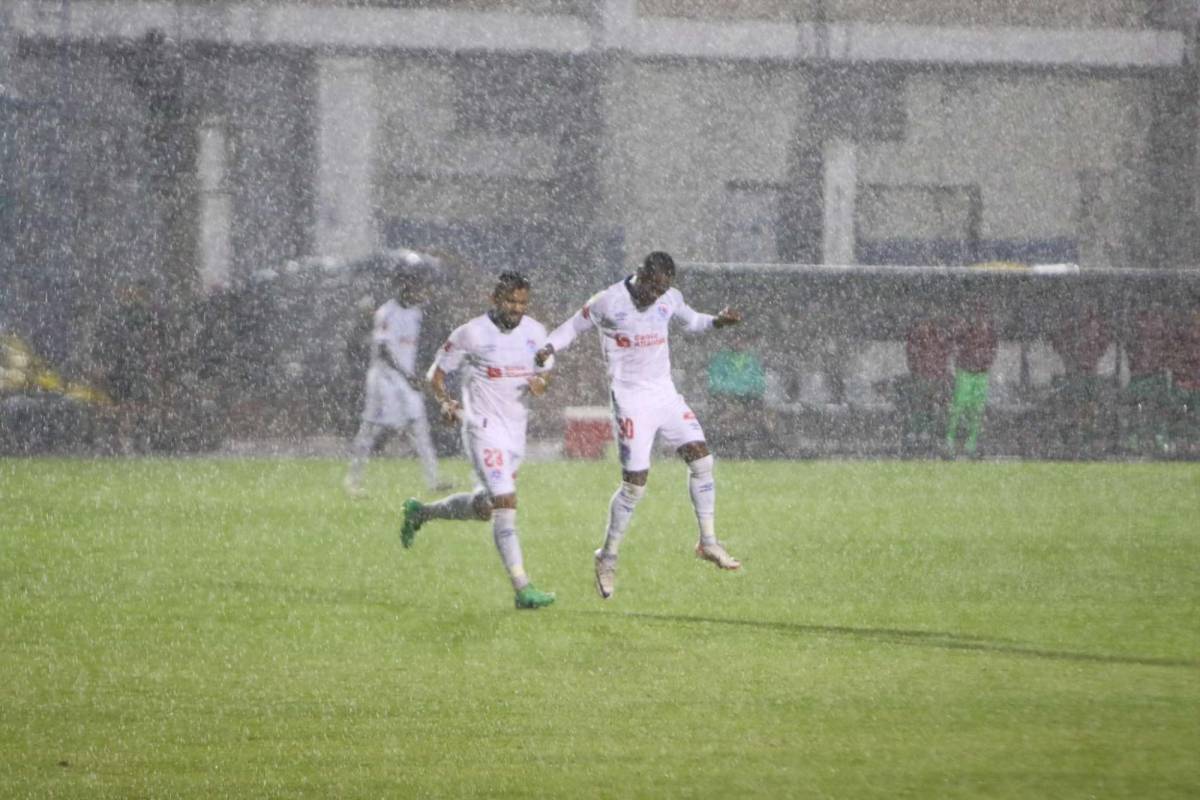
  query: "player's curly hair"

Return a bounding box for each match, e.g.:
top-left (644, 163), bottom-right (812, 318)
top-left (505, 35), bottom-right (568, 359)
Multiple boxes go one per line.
top-left (642, 251), bottom-right (676, 276)
top-left (495, 271), bottom-right (531, 294)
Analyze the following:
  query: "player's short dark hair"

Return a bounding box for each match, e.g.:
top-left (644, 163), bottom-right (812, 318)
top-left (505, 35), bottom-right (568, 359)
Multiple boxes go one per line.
top-left (495, 271), bottom-right (530, 295)
top-left (641, 251), bottom-right (676, 277)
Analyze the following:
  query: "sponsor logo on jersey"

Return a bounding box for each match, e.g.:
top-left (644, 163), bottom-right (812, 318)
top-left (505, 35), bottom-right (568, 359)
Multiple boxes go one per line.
top-left (487, 365), bottom-right (534, 378)
top-left (634, 333), bottom-right (665, 347)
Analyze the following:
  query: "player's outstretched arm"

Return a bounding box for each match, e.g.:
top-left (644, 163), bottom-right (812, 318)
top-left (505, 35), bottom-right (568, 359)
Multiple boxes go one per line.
top-left (713, 306), bottom-right (742, 329)
top-left (538, 304), bottom-right (596, 365)
top-left (675, 298), bottom-right (742, 332)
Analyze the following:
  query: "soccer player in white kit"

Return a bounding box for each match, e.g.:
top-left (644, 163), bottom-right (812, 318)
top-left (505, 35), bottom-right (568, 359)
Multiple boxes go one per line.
top-left (536, 251), bottom-right (742, 599)
top-left (399, 272), bottom-right (556, 610)
top-left (344, 272), bottom-right (447, 496)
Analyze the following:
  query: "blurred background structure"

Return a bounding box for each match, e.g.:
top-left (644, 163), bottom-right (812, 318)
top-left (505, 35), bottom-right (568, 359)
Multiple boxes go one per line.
top-left (1, 0), bottom-right (1198, 459)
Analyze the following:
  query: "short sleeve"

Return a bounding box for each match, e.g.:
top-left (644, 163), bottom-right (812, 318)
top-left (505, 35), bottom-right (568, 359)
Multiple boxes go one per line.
top-left (433, 324), bottom-right (470, 374)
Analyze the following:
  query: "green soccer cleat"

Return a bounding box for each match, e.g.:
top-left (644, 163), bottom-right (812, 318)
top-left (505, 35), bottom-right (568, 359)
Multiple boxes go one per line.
top-left (514, 585), bottom-right (556, 610)
top-left (400, 498), bottom-right (424, 549)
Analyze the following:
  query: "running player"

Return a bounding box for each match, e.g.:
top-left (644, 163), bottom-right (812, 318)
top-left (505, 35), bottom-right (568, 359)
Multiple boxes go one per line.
top-left (400, 272), bottom-right (556, 610)
top-left (535, 251), bottom-right (742, 599)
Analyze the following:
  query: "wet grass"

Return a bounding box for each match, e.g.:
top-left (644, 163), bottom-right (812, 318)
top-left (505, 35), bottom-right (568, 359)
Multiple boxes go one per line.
top-left (2, 456), bottom-right (1198, 798)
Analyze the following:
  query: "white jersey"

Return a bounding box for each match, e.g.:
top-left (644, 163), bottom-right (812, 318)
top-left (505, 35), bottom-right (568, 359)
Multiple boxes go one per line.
top-left (546, 277), bottom-right (714, 396)
top-left (371, 300), bottom-right (422, 379)
top-left (430, 312), bottom-right (551, 443)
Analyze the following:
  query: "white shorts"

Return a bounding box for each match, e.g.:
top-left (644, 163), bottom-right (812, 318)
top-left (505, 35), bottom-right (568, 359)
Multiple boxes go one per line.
top-left (463, 422), bottom-right (525, 498)
top-left (611, 390), bottom-right (705, 473)
top-left (362, 367), bottom-right (426, 428)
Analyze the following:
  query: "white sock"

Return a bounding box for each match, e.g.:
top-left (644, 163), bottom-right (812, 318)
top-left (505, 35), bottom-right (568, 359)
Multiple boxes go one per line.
top-left (688, 455), bottom-right (716, 545)
top-left (491, 508), bottom-right (528, 590)
top-left (347, 421), bottom-right (382, 486)
top-left (423, 490), bottom-right (485, 521)
top-left (602, 482), bottom-right (645, 557)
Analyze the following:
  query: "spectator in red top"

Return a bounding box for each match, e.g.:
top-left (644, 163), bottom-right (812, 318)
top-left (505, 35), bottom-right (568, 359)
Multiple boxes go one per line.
top-left (1124, 305), bottom-right (1173, 454)
top-left (945, 299), bottom-right (999, 458)
top-left (1049, 304), bottom-right (1112, 456)
top-left (898, 317), bottom-right (953, 455)
top-left (1170, 306), bottom-right (1200, 452)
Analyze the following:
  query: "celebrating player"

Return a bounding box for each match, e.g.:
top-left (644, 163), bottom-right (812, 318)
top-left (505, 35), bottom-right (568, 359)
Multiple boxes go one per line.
top-left (345, 268), bottom-right (448, 496)
top-left (535, 251), bottom-right (742, 599)
top-left (400, 272), bottom-right (556, 610)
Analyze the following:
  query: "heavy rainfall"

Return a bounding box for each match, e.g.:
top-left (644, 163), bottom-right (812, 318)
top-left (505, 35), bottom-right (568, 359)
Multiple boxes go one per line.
top-left (2, 1), bottom-right (1199, 798)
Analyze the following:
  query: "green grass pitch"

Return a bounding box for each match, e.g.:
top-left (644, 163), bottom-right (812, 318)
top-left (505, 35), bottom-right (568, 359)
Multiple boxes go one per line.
top-left (3, 456), bottom-right (1198, 798)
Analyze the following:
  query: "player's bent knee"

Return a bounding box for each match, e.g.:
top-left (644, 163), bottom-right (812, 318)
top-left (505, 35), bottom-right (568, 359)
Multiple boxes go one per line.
top-left (622, 469), bottom-right (649, 486)
top-left (492, 493), bottom-right (517, 511)
top-left (678, 441), bottom-right (710, 462)
top-left (472, 491), bottom-right (494, 520)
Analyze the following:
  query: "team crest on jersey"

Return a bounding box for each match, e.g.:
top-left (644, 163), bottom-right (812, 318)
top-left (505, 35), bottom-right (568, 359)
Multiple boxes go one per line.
top-left (657, 303), bottom-right (670, 319)
top-left (613, 311), bottom-right (627, 322)
top-left (486, 367), bottom-right (503, 378)
top-left (526, 339), bottom-right (538, 351)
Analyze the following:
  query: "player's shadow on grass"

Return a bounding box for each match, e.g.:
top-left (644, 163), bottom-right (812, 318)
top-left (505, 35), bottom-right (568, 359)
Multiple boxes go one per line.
top-left (612, 612), bottom-right (1198, 670)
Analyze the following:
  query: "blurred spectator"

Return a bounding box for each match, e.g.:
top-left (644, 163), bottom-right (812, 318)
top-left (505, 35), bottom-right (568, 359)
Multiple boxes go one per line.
top-left (705, 329), bottom-right (771, 457)
top-left (897, 317), bottom-right (952, 456)
top-left (1, 331), bottom-right (111, 453)
top-left (1049, 303), bottom-right (1112, 457)
top-left (1123, 305), bottom-right (1173, 455)
top-left (945, 299), bottom-right (998, 458)
top-left (1170, 305), bottom-right (1200, 454)
top-left (91, 281), bottom-right (168, 453)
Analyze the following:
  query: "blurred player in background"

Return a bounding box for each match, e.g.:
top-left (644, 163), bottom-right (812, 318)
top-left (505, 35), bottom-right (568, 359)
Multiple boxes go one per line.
top-left (945, 297), bottom-right (999, 459)
top-left (344, 268), bottom-right (448, 497)
top-left (399, 272), bottom-right (556, 610)
top-left (900, 316), bottom-right (953, 456)
top-left (535, 251), bottom-right (742, 600)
